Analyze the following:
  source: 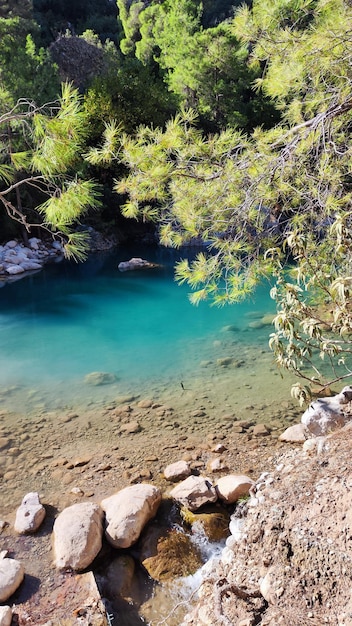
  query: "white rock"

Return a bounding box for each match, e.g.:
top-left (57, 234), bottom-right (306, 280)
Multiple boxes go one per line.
top-left (302, 438), bottom-right (319, 453)
top-left (169, 475), bottom-right (217, 511)
top-left (28, 237), bottom-right (40, 250)
top-left (279, 423), bottom-right (308, 443)
top-left (14, 491), bottom-right (46, 534)
top-left (101, 484), bottom-right (162, 549)
top-left (260, 566), bottom-right (280, 604)
top-left (51, 241), bottom-right (63, 251)
top-left (207, 457), bottom-right (228, 472)
top-left (216, 474), bottom-right (255, 504)
top-left (0, 606), bottom-right (12, 626)
top-left (0, 557), bottom-right (24, 602)
top-left (301, 386), bottom-right (352, 436)
top-left (5, 264), bottom-right (25, 275)
top-left (53, 502), bottom-right (104, 571)
top-left (20, 261), bottom-right (43, 271)
top-left (5, 240), bottom-right (17, 249)
top-left (164, 460), bottom-right (191, 482)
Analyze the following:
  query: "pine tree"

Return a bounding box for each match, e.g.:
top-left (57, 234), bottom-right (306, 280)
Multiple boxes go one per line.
top-left (87, 0), bottom-right (352, 400)
top-left (0, 83), bottom-right (100, 258)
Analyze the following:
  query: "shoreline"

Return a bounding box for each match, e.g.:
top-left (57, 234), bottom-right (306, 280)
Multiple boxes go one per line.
top-left (0, 382), bottom-right (297, 624)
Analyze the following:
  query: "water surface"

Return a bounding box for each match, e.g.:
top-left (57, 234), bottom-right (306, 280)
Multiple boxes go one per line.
top-left (0, 244), bottom-right (292, 412)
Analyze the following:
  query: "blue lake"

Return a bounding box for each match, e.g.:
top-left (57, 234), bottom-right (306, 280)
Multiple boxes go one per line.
top-left (0, 244), bottom-right (293, 412)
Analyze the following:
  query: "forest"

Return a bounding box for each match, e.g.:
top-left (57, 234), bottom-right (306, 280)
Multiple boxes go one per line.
top-left (1, 0), bottom-right (352, 400)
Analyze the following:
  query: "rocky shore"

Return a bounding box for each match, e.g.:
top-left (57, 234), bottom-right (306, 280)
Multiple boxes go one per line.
top-left (1, 387), bottom-right (352, 625)
top-left (182, 422), bottom-right (352, 626)
top-left (0, 385), bottom-right (297, 626)
top-left (0, 238), bottom-right (64, 284)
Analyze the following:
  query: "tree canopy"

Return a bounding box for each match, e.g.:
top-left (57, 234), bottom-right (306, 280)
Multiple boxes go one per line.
top-left (88, 0), bottom-right (352, 400)
top-left (0, 83), bottom-right (99, 258)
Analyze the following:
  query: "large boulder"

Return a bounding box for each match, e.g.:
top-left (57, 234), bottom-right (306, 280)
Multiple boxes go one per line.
top-left (14, 492), bottom-right (46, 534)
top-left (101, 484), bottom-right (162, 549)
top-left (53, 502), bottom-right (104, 571)
top-left (0, 555), bottom-right (24, 602)
top-left (301, 385), bottom-right (352, 436)
top-left (169, 475), bottom-right (217, 511)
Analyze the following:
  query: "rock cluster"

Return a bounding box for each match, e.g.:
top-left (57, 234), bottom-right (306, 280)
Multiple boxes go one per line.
top-left (1, 465), bottom-right (256, 625)
top-left (0, 238), bottom-right (63, 283)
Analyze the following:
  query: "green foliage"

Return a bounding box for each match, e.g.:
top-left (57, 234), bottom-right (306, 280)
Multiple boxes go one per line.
top-left (126, 0), bottom-right (279, 130)
top-left (83, 55), bottom-right (177, 136)
top-left (0, 83), bottom-right (100, 257)
top-left (88, 0), bottom-right (352, 399)
top-left (0, 17), bottom-right (59, 105)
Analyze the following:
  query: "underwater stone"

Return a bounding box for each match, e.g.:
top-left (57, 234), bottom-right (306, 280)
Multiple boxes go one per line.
top-left (84, 371), bottom-right (117, 386)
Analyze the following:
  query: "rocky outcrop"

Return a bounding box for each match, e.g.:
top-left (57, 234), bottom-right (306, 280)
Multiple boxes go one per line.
top-left (14, 492), bottom-right (46, 534)
top-left (181, 423), bottom-right (352, 626)
top-left (0, 553), bottom-right (24, 602)
top-left (101, 484), bottom-right (162, 549)
top-left (53, 502), bottom-right (104, 571)
top-left (118, 257), bottom-right (159, 271)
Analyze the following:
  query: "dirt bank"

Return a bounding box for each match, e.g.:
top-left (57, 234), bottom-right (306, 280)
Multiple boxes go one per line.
top-left (182, 423), bottom-right (352, 626)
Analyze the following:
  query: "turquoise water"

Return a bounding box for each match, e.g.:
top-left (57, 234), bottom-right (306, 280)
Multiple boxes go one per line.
top-left (0, 244), bottom-right (278, 410)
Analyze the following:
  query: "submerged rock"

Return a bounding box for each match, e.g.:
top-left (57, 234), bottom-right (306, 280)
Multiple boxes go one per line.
top-left (84, 371), bottom-right (117, 386)
top-left (181, 505), bottom-right (231, 542)
top-left (140, 526), bottom-right (203, 581)
top-left (104, 554), bottom-right (136, 598)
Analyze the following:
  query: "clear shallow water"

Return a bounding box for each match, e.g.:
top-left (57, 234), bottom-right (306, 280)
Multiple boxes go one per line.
top-left (0, 244), bottom-right (281, 411)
